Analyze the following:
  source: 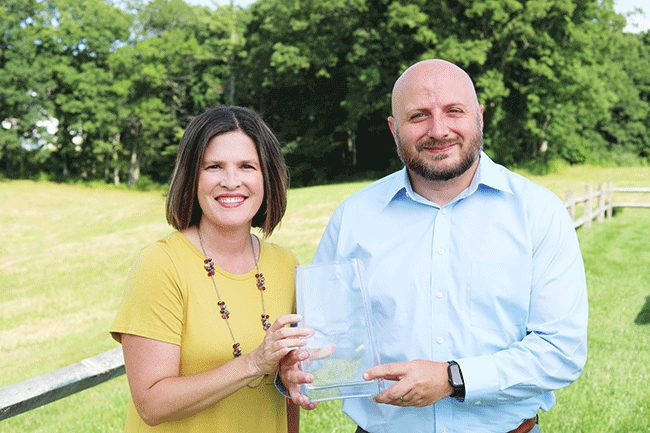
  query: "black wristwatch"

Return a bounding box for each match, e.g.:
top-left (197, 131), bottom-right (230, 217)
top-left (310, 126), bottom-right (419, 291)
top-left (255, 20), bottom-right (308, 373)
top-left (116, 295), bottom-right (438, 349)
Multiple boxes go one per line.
top-left (447, 361), bottom-right (466, 402)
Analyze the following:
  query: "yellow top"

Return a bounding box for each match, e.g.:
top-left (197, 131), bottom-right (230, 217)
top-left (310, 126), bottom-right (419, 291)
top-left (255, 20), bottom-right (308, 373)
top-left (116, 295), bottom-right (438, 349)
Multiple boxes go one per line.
top-left (111, 231), bottom-right (297, 433)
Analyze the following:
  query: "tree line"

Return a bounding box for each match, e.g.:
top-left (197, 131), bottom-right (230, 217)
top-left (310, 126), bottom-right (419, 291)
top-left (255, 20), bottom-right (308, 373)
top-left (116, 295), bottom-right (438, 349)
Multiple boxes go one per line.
top-left (1, 0), bottom-right (648, 186)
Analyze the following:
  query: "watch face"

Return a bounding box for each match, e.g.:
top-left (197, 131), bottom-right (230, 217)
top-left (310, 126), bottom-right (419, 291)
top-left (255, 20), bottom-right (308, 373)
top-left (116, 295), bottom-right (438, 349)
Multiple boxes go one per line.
top-left (449, 364), bottom-right (463, 386)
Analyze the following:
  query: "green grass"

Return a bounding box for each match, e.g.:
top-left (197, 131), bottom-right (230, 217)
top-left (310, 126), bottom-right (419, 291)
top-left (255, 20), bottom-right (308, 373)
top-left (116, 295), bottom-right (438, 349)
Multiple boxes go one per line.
top-left (540, 207), bottom-right (650, 432)
top-left (1, 165), bottom-right (649, 432)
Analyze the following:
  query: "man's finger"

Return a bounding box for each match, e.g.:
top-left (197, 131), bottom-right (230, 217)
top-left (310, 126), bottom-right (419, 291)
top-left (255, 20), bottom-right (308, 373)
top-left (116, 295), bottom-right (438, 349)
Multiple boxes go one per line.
top-left (364, 362), bottom-right (408, 380)
top-left (372, 383), bottom-right (412, 405)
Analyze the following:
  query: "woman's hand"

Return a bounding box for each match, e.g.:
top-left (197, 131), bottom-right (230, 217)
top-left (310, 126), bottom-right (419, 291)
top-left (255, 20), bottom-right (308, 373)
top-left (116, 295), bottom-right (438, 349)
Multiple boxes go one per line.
top-left (121, 319), bottom-right (311, 426)
top-left (279, 348), bottom-right (318, 410)
top-left (120, 315), bottom-right (313, 425)
top-left (249, 314), bottom-right (314, 375)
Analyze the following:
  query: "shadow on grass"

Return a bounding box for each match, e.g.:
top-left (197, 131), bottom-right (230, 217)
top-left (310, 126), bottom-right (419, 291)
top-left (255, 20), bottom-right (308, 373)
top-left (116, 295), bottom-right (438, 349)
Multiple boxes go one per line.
top-left (635, 296), bottom-right (650, 325)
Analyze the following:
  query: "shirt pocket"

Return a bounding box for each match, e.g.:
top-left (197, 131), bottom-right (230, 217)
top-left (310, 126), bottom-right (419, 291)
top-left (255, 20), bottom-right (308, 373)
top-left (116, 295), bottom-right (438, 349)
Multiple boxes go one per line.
top-left (468, 260), bottom-right (531, 332)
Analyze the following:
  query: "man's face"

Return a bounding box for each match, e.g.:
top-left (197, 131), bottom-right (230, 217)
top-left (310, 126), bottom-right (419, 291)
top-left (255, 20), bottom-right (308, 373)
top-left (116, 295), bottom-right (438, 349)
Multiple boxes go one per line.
top-left (394, 115), bottom-right (483, 182)
top-left (388, 63), bottom-right (484, 182)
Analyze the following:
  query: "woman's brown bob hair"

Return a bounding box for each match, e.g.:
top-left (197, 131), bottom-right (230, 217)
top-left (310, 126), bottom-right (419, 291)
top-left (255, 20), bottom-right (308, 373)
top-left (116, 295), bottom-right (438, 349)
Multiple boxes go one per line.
top-left (166, 105), bottom-right (288, 236)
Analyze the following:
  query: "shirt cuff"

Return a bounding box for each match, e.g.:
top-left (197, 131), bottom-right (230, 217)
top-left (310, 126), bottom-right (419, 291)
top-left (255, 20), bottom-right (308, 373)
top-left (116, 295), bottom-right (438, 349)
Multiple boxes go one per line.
top-left (457, 354), bottom-right (500, 402)
top-left (274, 371), bottom-right (288, 396)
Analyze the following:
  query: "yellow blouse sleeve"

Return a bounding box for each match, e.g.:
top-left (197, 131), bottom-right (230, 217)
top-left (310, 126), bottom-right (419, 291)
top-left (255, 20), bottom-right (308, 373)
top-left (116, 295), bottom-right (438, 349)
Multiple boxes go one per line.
top-left (111, 242), bottom-right (185, 346)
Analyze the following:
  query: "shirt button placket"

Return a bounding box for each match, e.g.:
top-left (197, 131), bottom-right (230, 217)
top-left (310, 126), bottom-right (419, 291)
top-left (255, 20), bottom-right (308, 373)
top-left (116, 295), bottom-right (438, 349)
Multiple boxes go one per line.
top-left (431, 207), bottom-right (453, 433)
top-left (431, 207), bottom-right (451, 360)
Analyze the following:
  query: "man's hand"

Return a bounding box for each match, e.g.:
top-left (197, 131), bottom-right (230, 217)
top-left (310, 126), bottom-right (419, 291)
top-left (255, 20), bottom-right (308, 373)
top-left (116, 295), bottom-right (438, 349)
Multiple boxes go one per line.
top-left (279, 349), bottom-right (318, 410)
top-left (363, 360), bottom-right (452, 407)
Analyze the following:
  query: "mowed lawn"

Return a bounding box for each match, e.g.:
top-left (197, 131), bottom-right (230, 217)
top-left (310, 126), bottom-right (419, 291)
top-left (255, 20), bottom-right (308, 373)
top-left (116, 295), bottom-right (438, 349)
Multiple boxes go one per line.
top-left (1, 164), bottom-right (649, 433)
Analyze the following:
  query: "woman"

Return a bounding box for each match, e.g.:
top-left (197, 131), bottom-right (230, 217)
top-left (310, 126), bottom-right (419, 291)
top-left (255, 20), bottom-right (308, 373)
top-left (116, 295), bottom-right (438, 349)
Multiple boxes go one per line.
top-left (111, 106), bottom-right (311, 433)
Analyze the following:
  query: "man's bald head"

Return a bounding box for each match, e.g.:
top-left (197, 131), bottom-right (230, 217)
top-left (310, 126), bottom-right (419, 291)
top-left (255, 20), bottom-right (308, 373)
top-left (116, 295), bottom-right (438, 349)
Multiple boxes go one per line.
top-left (391, 59), bottom-right (480, 117)
top-left (386, 59), bottom-right (484, 186)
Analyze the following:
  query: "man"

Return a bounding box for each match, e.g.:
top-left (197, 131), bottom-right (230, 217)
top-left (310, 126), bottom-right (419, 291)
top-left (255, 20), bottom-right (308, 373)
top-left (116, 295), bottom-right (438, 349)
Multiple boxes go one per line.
top-left (280, 59), bottom-right (588, 433)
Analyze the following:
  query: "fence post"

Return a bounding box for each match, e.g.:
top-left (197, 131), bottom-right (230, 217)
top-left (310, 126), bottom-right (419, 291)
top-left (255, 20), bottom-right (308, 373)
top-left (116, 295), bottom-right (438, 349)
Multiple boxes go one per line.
top-left (606, 182), bottom-right (614, 219)
top-left (565, 189), bottom-right (576, 221)
top-left (585, 184), bottom-right (593, 228)
top-left (597, 182), bottom-right (606, 223)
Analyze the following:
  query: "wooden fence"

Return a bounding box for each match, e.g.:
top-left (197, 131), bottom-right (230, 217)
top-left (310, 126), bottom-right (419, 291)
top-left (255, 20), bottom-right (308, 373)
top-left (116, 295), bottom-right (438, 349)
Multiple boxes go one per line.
top-left (564, 183), bottom-right (650, 229)
top-left (0, 348), bottom-right (124, 421)
top-left (1, 182), bottom-right (649, 422)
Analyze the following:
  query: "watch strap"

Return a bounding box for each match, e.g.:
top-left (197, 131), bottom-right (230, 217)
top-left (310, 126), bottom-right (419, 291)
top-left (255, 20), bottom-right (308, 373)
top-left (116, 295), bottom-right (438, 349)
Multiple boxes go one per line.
top-left (447, 360), bottom-right (466, 402)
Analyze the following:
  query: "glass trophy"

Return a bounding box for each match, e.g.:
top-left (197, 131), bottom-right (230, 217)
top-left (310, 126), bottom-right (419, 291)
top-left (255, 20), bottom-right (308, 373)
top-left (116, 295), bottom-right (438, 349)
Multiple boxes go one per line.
top-left (296, 259), bottom-right (383, 402)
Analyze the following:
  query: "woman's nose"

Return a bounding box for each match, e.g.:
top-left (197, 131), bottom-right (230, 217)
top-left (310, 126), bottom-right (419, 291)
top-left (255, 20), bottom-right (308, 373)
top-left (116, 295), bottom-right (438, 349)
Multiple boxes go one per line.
top-left (219, 168), bottom-right (241, 189)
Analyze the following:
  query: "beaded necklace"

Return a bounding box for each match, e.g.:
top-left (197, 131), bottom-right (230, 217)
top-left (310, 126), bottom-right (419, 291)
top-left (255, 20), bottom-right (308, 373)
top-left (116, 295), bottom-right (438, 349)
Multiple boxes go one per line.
top-left (197, 227), bottom-right (271, 358)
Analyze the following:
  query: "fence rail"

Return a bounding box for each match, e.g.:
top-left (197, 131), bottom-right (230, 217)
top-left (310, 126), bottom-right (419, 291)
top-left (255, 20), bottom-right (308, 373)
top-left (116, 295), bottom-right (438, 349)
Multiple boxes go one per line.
top-left (564, 183), bottom-right (650, 229)
top-left (0, 347), bottom-right (124, 421)
top-left (1, 182), bottom-right (649, 422)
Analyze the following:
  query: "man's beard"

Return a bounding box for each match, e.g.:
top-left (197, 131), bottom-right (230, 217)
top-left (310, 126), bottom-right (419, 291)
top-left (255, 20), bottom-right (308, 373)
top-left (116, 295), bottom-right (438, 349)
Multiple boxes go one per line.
top-left (395, 128), bottom-right (483, 182)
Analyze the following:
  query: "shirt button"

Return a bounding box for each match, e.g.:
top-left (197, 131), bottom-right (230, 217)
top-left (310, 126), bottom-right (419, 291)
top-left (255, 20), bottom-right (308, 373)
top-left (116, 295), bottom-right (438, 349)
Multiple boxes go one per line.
top-left (436, 292), bottom-right (443, 299)
top-left (437, 248), bottom-right (445, 255)
top-left (441, 208), bottom-right (447, 215)
top-left (442, 428), bottom-right (448, 433)
top-left (475, 400), bottom-right (482, 405)
top-left (436, 337), bottom-right (444, 344)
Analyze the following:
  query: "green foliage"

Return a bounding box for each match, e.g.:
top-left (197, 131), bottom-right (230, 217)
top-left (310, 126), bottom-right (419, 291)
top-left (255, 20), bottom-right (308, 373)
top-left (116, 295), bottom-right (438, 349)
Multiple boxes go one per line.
top-left (0, 0), bottom-right (648, 185)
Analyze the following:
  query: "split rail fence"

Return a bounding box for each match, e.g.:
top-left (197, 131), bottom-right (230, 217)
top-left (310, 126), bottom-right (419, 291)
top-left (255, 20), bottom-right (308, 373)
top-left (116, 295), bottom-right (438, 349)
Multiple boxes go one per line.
top-left (564, 183), bottom-right (650, 229)
top-left (1, 183), bottom-right (649, 422)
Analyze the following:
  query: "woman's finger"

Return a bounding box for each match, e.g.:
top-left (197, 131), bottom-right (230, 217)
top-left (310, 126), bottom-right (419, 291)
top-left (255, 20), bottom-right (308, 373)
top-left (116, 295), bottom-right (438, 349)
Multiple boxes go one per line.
top-left (272, 326), bottom-right (314, 340)
top-left (269, 314), bottom-right (303, 331)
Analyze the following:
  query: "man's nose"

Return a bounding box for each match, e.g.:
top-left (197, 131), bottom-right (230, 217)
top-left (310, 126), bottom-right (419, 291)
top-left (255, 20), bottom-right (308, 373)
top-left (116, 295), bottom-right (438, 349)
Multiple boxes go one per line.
top-left (426, 116), bottom-right (450, 140)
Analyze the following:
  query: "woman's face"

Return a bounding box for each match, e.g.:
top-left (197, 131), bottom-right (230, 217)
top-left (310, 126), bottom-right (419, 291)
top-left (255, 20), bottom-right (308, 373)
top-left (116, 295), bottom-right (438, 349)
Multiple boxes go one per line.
top-left (196, 130), bottom-right (264, 233)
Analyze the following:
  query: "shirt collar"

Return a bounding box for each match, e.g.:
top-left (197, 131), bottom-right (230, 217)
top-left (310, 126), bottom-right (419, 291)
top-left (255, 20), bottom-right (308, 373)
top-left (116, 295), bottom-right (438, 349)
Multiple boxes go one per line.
top-left (383, 151), bottom-right (513, 207)
top-left (382, 167), bottom-right (413, 207)
top-left (468, 152), bottom-right (513, 196)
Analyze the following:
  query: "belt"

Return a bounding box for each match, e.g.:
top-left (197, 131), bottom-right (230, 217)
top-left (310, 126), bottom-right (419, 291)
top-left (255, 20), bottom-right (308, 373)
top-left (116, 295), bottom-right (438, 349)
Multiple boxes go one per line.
top-left (508, 416), bottom-right (538, 433)
top-left (355, 416), bottom-right (538, 433)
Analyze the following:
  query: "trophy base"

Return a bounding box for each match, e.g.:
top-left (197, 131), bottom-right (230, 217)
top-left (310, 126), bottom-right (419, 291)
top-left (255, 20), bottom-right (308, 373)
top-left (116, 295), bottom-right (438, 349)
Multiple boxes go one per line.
top-left (302, 380), bottom-right (381, 403)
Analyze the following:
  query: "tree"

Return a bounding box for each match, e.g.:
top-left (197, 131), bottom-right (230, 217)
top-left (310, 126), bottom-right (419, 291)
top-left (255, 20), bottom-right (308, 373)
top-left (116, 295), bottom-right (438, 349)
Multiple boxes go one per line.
top-left (109, 0), bottom-right (245, 184)
top-left (241, 0), bottom-right (376, 184)
top-left (1, 0), bottom-right (647, 183)
top-left (0, 0), bottom-right (56, 177)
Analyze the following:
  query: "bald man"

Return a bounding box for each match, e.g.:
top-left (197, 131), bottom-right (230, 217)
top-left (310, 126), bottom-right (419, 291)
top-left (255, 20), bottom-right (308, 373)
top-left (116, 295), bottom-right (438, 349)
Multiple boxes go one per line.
top-left (280, 59), bottom-right (588, 433)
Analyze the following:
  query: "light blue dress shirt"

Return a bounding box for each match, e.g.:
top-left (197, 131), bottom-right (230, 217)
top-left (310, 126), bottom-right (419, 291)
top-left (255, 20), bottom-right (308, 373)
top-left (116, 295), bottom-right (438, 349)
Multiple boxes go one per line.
top-left (313, 153), bottom-right (588, 433)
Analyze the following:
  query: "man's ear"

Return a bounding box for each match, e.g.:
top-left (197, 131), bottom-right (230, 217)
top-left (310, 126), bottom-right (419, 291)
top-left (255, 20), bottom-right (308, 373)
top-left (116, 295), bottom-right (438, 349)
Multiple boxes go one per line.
top-left (387, 116), bottom-right (398, 143)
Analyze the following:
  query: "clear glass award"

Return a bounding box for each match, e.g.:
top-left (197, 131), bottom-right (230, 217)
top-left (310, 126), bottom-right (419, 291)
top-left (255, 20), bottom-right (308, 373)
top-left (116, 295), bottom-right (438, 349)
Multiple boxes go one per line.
top-left (296, 259), bottom-right (383, 402)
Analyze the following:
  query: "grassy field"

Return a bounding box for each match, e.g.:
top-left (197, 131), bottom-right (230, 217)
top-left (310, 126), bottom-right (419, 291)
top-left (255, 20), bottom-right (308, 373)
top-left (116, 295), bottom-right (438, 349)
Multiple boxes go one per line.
top-left (1, 164), bottom-right (649, 432)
